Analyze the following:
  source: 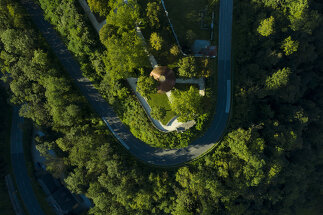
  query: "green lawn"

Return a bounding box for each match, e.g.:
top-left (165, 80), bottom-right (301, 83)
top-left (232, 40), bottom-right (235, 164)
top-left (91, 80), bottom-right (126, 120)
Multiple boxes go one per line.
top-left (147, 93), bottom-right (176, 125)
top-left (163, 0), bottom-right (216, 48)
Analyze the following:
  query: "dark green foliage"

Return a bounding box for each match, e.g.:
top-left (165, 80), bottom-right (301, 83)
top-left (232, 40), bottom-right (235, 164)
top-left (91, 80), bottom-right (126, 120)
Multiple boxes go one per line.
top-left (150, 106), bottom-right (167, 120)
top-left (136, 75), bottom-right (157, 98)
top-left (257, 16), bottom-right (274, 36)
top-left (170, 86), bottom-right (204, 122)
top-left (0, 87), bottom-right (15, 215)
top-left (177, 56), bottom-right (197, 78)
top-left (2, 0), bottom-right (322, 215)
top-left (146, 1), bottom-right (160, 28)
top-left (87, 0), bottom-right (110, 16)
top-left (38, 0), bottom-right (103, 81)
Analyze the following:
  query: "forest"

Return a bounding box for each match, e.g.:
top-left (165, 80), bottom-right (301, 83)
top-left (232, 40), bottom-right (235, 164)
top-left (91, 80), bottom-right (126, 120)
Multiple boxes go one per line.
top-left (0, 0), bottom-right (322, 214)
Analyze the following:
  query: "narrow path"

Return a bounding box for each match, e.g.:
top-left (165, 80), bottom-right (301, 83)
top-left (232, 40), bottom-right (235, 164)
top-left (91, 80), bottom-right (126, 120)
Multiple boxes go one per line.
top-left (135, 26), bottom-right (158, 68)
top-left (176, 78), bottom-right (205, 96)
top-left (21, 0), bottom-right (233, 166)
top-left (78, 0), bottom-right (158, 68)
top-left (78, 0), bottom-right (106, 33)
top-left (10, 107), bottom-right (45, 215)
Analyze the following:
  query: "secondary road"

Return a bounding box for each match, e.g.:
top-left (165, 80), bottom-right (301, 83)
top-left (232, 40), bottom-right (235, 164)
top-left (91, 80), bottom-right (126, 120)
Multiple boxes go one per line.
top-left (21, 0), bottom-right (233, 166)
top-left (10, 107), bottom-right (45, 215)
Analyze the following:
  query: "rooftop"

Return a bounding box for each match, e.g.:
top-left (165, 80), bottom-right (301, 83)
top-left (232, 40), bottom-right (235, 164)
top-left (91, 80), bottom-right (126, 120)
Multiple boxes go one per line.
top-left (150, 66), bottom-right (176, 93)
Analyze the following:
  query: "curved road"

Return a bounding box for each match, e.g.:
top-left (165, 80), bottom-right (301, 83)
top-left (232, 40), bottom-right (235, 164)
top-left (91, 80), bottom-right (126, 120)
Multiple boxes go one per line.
top-left (21, 0), bottom-right (233, 166)
top-left (11, 107), bottom-right (45, 215)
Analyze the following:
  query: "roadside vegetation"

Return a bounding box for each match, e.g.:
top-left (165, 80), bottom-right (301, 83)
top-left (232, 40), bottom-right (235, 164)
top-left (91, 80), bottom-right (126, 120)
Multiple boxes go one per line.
top-left (162, 0), bottom-right (217, 50)
top-left (21, 120), bottom-right (56, 215)
top-left (0, 88), bottom-right (14, 215)
top-left (37, 0), bottom-right (217, 148)
top-left (0, 0), bottom-right (322, 215)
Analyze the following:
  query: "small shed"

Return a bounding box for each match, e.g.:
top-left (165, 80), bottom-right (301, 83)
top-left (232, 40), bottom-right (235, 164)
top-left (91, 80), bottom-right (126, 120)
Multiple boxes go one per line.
top-left (150, 66), bottom-right (176, 93)
top-left (192, 40), bottom-right (217, 58)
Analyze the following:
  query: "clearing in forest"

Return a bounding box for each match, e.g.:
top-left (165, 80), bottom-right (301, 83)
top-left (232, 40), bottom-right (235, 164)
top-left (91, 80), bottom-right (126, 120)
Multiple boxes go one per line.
top-left (163, 0), bottom-right (215, 50)
top-left (147, 93), bottom-right (176, 125)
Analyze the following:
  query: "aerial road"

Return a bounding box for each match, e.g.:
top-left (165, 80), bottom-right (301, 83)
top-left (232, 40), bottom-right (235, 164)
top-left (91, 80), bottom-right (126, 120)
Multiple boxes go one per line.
top-left (21, 0), bottom-right (233, 166)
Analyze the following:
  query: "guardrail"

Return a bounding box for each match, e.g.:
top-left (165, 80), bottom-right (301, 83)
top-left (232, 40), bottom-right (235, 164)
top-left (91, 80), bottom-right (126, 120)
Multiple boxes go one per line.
top-left (5, 174), bottom-right (26, 215)
top-left (160, 0), bottom-right (188, 56)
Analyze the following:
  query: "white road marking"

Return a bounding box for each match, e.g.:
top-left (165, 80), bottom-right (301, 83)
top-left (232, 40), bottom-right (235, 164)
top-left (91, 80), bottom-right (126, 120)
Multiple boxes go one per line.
top-left (102, 118), bottom-right (130, 150)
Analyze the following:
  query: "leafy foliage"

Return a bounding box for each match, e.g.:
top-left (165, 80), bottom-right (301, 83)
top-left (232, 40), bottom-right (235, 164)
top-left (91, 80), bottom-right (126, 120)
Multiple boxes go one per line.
top-left (265, 67), bottom-right (291, 89)
top-left (2, 0), bottom-right (322, 215)
top-left (150, 106), bottom-right (167, 120)
top-left (150, 32), bottom-right (163, 51)
top-left (177, 56), bottom-right (197, 78)
top-left (281, 36), bottom-right (299, 55)
top-left (146, 1), bottom-right (160, 28)
top-left (257, 16), bottom-right (274, 36)
top-left (170, 86), bottom-right (203, 122)
top-left (87, 0), bottom-right (110, 16)
top-left (136, 75), bottom-right (157, 98)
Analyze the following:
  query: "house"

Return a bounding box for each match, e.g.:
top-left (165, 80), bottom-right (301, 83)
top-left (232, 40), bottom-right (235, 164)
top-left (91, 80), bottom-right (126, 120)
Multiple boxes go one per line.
top-left (150, 66), bottom-right (176, 93)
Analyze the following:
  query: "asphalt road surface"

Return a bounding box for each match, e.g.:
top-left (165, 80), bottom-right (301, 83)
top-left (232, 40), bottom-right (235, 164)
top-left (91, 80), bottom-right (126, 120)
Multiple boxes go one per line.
top-left (10, 107), bottom-right (45, 215)
top-left (21, 0), bottom-right (233, 166)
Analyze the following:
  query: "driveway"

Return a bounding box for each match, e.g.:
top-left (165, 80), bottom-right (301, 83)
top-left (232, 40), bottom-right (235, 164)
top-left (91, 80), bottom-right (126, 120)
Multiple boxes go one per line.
top-left (21, 0), bottom-right (233, 166)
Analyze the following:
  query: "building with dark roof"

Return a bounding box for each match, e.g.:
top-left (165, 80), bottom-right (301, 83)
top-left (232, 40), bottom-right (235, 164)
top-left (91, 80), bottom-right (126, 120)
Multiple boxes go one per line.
top-left (37, 173), bottom-right (82, 215)
top-left (150, 66), bottom-right (176, 93)
top-left (50, 187), bottom-right (78, 214)
top-left (192, 40), bottom-right (217, 58)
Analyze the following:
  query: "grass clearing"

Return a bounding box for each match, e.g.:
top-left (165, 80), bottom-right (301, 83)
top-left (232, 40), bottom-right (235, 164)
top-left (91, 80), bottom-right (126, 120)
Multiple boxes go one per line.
top-left (163, 0), bottom-right (216, 48)
top-left (147, 93), bottom-right (176, 125)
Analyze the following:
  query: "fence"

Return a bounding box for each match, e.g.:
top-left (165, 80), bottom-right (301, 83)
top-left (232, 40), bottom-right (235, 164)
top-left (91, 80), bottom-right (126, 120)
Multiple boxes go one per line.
top-left (160, 0), bottom-right (188, 56)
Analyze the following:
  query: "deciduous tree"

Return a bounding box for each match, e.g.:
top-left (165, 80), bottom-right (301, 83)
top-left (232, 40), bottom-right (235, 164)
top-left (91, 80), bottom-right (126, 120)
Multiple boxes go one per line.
top-left (281, 36), bottom-right (299, 55)
top-left (150, 32), bottom-right (163, 51)
top-left (170, 86), bottom-right (203, 122)
top-left (137, 75), bottom-right (157, 98)
top-left (257, 16), bottom-right (275, 36)
top-left (178, 56), bottom-right (197, 78)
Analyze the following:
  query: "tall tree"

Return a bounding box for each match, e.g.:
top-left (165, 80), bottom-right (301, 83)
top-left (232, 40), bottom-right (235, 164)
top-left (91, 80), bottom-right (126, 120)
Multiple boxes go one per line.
top-left (170, 86), bottom-right (203, 122)
top-left (257, 16), bottom-right (275, 36)
top-left (136, 75), bottom-right (157, 98)
top-left (281, 36), bottom-right (299, 55)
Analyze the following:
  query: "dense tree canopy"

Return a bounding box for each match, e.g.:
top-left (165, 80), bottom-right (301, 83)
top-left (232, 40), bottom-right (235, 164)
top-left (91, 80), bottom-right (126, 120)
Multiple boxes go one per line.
top-left (136, 75), bottom-right (157, 98)
top-left (281, 36), bottom-right (299, 55)
top-left (257, 16), bottom-right (275, 36)
top-left (150, 32), bottom-right (163, 51)
top-left (177, 56), bottom-right (197, 78)
top-left (170, 86), bottom-right (203, 122)
top-left (146, 1), bottom-right (160, 28)
top-left (87, 0), bottom-right (110, 16)
top-left (2, 0), bottom-right (322, 215)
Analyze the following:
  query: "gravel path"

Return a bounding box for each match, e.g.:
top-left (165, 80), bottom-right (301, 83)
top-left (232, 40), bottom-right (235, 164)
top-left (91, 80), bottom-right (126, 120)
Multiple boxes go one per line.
top-left (176, 78), bottom-right (205, 96)
top-left (78, 0), bottom-right (106, 33)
